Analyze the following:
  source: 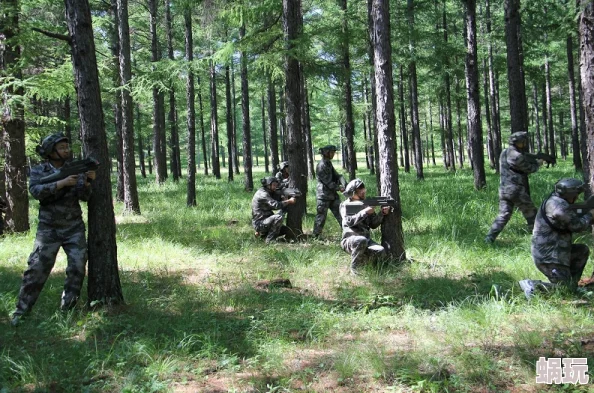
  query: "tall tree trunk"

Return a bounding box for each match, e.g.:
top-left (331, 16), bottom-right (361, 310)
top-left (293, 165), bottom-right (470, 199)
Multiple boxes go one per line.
top-left (442, 1), bottom-right (456, 171)
top-left (302, 78), bottom-right (315, 179)
top-left (367, 0), bottom-right (380, 189)
top-left (283, 0), bottom-right (307, 235)
top-left (340, 0), bottom-right (356, 180)
top-left (185, 8), bottom-right (196, 206)
top-left (261, 95), bottom-right (270, 173)
top-left (580, 0), bottom-right (594, 191)
top-left (408, 0), bottom-right (423, 180)
top-left (532, 82), bottom-right (542, 151)
top-left (136, 104), bottom-right (146, 178)
top-left (267, 73), bottom-right (280, 172)
top-left (545, 57), bottom-right (556, 159)
top-left (150, 0), bottom-right (167, 183)
top-left (278, 85), bottom-right (287, 161)
top-left (483, 58), bottom-right (494, 169)
top-left (197, 76), bottom-right (209, 175)
top-left (225, 65), bottom-right (234, 181)
top-left (486, 0), bottom-right (501, 170)
top-left (110, 0), bottom-right (124, 201)
top-left (1, 0), bottom-right (29, 233)
top-left (504, 0), bottom-right (528, 132)
top-left (231, 61), bottom-right (240, 175)
top-left (209, 59), bottom-right (221, 179)
top-left (464, 0), bottom-right (486, 189)
top-left (568, 34), bottom-right (582, 170)
top-left (363, 76), bottom-right (375, 175)
top-left (165, 0), bottom-right (180, 181)
top-left (239, 24), bottom-right (253, 191)
top-left (399, 65), bottom-right (410, 173)
top-left (371, 0), bottom-right (406, 260)
top-left (542, 82), bottom-right (549, 153)
top-left (64, 0), bottom-right (123, 305)
top-left (117, 0), bottom-right (140, 214)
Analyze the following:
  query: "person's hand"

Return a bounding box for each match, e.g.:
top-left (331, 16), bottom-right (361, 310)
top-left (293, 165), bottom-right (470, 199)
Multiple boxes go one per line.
top-left (57, 175), bottom-right (79, 189)
top-left (86, 170), bottom-right (96, 181)
top-left (287, 197), bottom-right (296, 205)
top-left (381, 206), bottom-right (391, 215)
top-left (364, 206), bottom-right (375, 215)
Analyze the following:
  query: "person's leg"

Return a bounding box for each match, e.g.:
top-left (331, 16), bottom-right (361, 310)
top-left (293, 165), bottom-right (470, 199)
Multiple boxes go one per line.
top-left (569, 244), bottom-right (589, 283)
top-left (485, 198), bottom-right (514, 242)
top-left (516, 192), bottom-right (537, 232)
top-left (342, 236), bottom-right (369, 274)
top-left (313, 200), bottom-right (330, 237)
top-left (536, 263), bottom-right (574, 288)
top-left (261, 215), bottom-right (284, 244)
top-left (13, 229), bottom-right (62, 318)
top-left (61, 228), bottom-right (88, 310)
top-left (366, 241), bottom-right (386, 267)
top-left (329, 198), bottom-right (342, 227)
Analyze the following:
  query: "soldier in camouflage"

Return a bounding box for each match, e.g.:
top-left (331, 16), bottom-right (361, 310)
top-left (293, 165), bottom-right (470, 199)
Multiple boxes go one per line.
top-left (518, 178), bottom-right (594, 299)
top-left (340, 179), bottom-right (390, 275)
top-left (485, 131), bottom-right (543, 243)
top-left (313, 145), bottom-right (346, 238)
top-left (275, 161), bottom-right (290, 190)
top-left (11, 133), bottom-right (96, 326)
top-left (252, 177), bottom-right (296, 244)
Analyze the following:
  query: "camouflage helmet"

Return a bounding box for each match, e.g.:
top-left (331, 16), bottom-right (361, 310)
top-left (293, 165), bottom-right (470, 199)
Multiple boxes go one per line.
top-left (36, 133), bottom-right (69, 158)
top-left (319, 145), bottom-right (338, 155)
top-left (509, 131), bottom-right (529, 145)
top-left (279, 161), bottom-right (289, 171)
top-left (554, 178), bottom-right (585, 198)
top-left (260, 176), bottom-right (280, 187)
top-left (344, 178), bottom-right (365, 197)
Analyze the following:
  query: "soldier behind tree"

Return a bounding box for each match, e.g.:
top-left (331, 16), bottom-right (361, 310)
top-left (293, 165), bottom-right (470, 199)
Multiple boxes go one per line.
top-left (11, 133), bottom-right (96, 326)
top-left (275, 161), bottom-right (290, 190)
top-left (518, 178), bottom-right (594, 299)
top-left (340, 179), bottom-right (390, 275)
top-left (485, 131), bottom-right (545, 243)
top-left (252, 177), bottom-right (296, 244)
top-left (313, 145), bottom-right (346, 238)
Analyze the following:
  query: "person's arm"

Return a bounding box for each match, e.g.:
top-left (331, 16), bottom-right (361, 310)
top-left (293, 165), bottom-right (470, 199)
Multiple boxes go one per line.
top-left (549, 199), bottom-right (593, 233)
top-left (29, 165), bottom-right (70, 201)
top-left (508, 149), bottom-right (540, 174)
top-left (343, 203), bottom-right (373, 227)
top-left (318, 161), bottom-right (340, 191)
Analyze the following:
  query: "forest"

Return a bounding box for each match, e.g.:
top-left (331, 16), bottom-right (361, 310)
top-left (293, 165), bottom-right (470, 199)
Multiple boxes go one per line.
top-left (1, 0), bottom-right (594, 391)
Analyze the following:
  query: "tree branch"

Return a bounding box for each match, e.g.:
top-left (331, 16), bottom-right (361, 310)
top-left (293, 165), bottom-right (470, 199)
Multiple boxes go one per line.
top-left (31, 27), bottom-right (72, 44)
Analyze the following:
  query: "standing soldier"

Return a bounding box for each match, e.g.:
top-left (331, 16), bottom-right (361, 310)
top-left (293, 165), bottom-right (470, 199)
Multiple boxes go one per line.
top-left (519, 178), bottom-right (594, 298)
top-left (485, 131), bottom-right (552, 243)
top-left (313, 145), bottom-right (346, 238)
top-left (252, 177), bottom-right (296, 244)
top-left (340, 179), bottom-right (390, 275)
top-left (11, 133), bottom-right (96, 326)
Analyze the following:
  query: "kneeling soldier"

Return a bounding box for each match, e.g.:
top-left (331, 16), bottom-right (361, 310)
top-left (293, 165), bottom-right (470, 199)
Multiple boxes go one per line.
top-left (340, 178), bottom-right (390, 275)
top-left (252, 177), bottom-right (296, 244)
top-left (519, 178), bottom-right (594, 298)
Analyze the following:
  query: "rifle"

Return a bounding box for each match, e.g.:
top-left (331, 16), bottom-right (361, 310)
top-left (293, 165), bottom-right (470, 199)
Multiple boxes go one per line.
top-left (38, 157), bottom-right (100, 185)
top-left (345, 196), bottom-right (397, 216)
top-left (530, 152), bottom-right (556, 167)
top-left (570, 195), bottom-right (594, 215)
top-left (274, 187), bottom-right (302, 203)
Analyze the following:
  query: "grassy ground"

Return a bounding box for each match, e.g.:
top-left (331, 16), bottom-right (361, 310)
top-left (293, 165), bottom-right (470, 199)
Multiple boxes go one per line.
top-left (0, 159), bottom-right (593, 392)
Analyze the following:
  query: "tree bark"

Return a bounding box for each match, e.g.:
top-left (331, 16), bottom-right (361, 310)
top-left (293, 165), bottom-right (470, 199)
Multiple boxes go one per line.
top-left (225, 65), bottom-right (234, 181)
top-left (464, 0), bottom-right (486, 189)
top-left (283, 0), bottom-right (308, 235)
top-left (580, 0), bottom-right (594, 191)
top-left (532, 82), bottom-right (542, 151)
top-left (64, 0), bottom-right (123, 305)
top-left (398, 65), bottom-right (410, 173)
top-left (261, 95), bottom-right (269, 173)
top-left (567, 34), bottom-right (582, 170)
top-left (110, 0), bottom-right (124, 202)
top-left (267, 73), bottom-right (280, 172)
top-left (185, 8), bottom-right (196, 206)
top-left (239, 24), bottom-right (253, 191)
top-left (136, 104), bottom-right (146, 178)
top-left (231, 61), bottom-right (240, 175)
top-left (1, 0), bottom-right (29, 233)
top-left (302, 78), bottom-right (315, 179)
top-left (209, 59), bottom-right (221, 179)
top-left (504, 0), bottom-right (529, 132)
top-left (150, 0), bottom-right (167, 183)
top-left (545, 57), bottom-right (556, 158)
top-left (339, 0), bottom-right (356, 180)
top-left (486, 0), bottom-right (501, 170)
top-left (371, 0), bottom-right (406, 260)
top-left (442, 1), bottom-right (455, 171)
top-left (197, 76), bottom-right (209, 175)
top-left (165, 0), bottom-right (180, 181)
top-left (117, 0), bottom-right (140, 214)
top-left (408, 0), bottom-right (423, 179)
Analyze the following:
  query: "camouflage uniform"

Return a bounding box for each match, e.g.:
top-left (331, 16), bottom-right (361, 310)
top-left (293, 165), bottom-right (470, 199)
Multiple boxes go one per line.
top-left (531, 193), bottom-right (593, 286)
top-left (275, 171), bottom-right (290, 189)
top-left (340, 199), bottom-right (385, 273)
top-left (486, 142), bottom-right (540, 241)
top-left (13, 162), bottom-right (91, 317)
top-left (0, 197), bottom-right (6, 236)
top-left (313, 157), bottom-right (345, 236)
top-left (252, 186), bottom-right (291, 244)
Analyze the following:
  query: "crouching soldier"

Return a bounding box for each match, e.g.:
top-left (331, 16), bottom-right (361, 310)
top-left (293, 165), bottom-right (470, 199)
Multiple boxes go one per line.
top-left (252, 177), bottom-right (296, 244)
top-left (11, 133), bottom-right (96, 326)
top-left (275, 161), bottom-right (290, 189)
top-left (519, 178), bottom-right (594, 299)
top-left (340, 178), bottom-right (390, 275)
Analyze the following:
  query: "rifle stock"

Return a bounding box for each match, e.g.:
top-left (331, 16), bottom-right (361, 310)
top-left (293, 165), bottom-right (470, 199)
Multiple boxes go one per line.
top-left (345, 196), bottom-right (397, 216)
top-left (38, 157), bottom-right (100, 185)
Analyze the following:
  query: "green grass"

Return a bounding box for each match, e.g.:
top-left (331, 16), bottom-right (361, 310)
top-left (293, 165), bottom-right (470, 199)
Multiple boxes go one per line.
top-left (1, 159), bottom-right (593, 392)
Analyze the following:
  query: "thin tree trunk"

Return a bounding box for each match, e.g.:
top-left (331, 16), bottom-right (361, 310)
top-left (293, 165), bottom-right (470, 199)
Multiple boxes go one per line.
top-left (1, 0), bottom-right (29, 233)
top-left (464, 0), bottom-right (486, 189)
top-left (399, 65), bottom-right (410, 173)
top-left (408, 0), bottom-right (423, 180)
top-left (197, 76), bottom-right (209, 175)
top-left (532, 82), bottom-right (542, 151)
top-left (136, 104), bottom-right (146, 178)
top-left (110, 0), bottom-right (124, 201)
top-left (371, 0), bottom-right (406, 260)
top-left (240, 24), bottom-right (253, 190)
top-left (231, 60), bottom-right (240, 175)
top-left (568, 34), bottom-right (582, 169)
top-left (301, 66), bottom-right (315, 179)
top-left (278, 85), bottom-right (287, 161)
top-left (261, 95), bottom-right (269, 173)
top-left (150, 0), bottom-right (167, 183)
top-left (339, 0), bottom-right (356, 180)
top-left (267, 73), bottom-right (280, 172)
top-left (542, 82), bottom-right (549, 153)
top-left (486, 0), bottom-right (501, 169)
top-left (363, 76), bottom-right (375, 175)
top-left (117, 0), bottom-right (140, 214)
top-left (442, 1), bottom-right (456, 171)
top-left (483, 57), bottom-right (494, 169)
top-left (165, 0), bottom-right (180, 181)
top-left (209, 59), bottom-right (221, 179)
top-left (185, 7), bottom-right (196, 206)
top-left (580, 0), bottom-right (594, 191)
top-left (504, 0), bottom-right (528, 132)
top-left (65, 0), bottom-right (123, 305)
top-left (225, 65), bottom-right (234, 181)
top-left (545, 57), bottom-right (556, 158)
